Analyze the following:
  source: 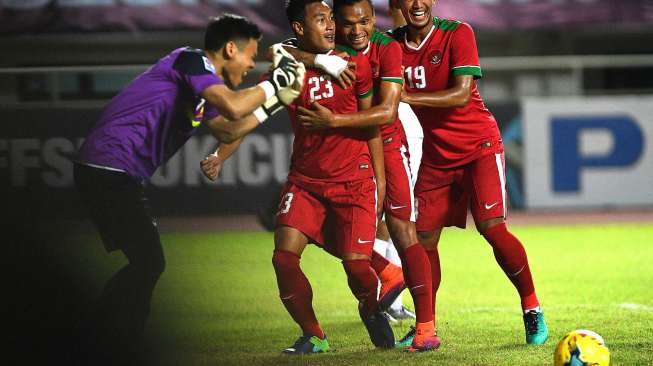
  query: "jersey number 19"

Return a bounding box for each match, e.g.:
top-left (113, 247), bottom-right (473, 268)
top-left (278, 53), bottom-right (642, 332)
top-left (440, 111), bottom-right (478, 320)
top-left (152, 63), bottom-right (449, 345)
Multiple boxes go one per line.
top-left (404, 66), bottom-right (426, 89)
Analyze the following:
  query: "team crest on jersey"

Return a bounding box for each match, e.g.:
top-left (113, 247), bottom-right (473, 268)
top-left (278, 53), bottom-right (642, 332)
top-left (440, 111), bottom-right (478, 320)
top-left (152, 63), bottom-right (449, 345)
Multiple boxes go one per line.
top-left (429, 50), bottom-right (442, 65)
top-left (371, 65), bottom-right (379, 78)
top-left (189, 98), bottom-right (206, 128)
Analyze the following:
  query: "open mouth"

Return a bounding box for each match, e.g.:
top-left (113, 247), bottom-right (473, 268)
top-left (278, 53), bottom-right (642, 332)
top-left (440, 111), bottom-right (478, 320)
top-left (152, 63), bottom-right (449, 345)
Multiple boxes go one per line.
top-left (325, 33), bottom-right (335, 43)
top-left (349, 33), bottom-right (368, 46)
top-left (410, 9), bottom-right (428, 22)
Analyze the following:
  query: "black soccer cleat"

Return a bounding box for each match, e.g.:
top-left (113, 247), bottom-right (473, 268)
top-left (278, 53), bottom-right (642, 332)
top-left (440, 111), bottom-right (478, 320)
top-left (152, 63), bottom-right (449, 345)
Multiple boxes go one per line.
top-left (282, 335), bottom-right (330, 354)
top-left (359, 309), bottom-right (395, 348)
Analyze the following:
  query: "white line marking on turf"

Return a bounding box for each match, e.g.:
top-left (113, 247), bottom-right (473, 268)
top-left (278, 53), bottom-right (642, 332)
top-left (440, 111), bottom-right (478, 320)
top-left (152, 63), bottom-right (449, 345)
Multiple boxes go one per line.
top-left (616, 303), bottom-right (653, 312)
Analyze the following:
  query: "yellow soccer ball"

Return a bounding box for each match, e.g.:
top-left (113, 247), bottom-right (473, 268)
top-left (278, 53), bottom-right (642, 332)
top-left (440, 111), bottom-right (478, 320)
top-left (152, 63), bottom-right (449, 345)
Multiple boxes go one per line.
top-left (554, 329), bottom-right (610, 366)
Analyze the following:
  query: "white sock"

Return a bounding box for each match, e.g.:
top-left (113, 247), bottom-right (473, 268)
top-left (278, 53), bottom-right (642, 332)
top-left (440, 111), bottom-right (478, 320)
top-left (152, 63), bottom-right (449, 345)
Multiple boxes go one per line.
top-left (524, 306), bottom-right (541, 314)
top-left (374, 238), bottom-right (389, 256)
top-left (385, 238), bottom-right (402, 267)
top-left (389, 291), bottom-right (404, 311)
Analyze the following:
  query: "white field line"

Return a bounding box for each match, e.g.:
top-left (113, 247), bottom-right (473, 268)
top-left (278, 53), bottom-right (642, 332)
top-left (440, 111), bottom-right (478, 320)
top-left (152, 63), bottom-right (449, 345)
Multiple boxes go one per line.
top-left (453, 303), bottom-right (653, 314)
top-left (615, 303), bottom-right (653, 312)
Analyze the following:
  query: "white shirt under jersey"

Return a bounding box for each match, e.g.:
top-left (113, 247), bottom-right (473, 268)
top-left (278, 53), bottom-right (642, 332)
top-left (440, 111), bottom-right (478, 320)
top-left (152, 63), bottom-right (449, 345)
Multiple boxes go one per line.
top-left (399, 102), bottom-right (423, 186)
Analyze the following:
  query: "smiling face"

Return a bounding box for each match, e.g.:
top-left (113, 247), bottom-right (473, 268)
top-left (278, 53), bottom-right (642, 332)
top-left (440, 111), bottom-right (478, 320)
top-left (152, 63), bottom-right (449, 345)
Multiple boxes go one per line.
top-left (294, 1), bottom-right (336, 53)
top-left (336, 0), bottom-right (376, 51)
top-left (221, 38), bottom-right (258, 88)
top-left (399, 0), bottom-right (435, 30)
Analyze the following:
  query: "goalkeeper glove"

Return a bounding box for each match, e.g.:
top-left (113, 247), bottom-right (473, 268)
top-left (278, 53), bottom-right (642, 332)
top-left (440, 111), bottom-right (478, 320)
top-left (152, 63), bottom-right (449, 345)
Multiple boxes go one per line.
top-left (258, 44), bottom-right (301, 99)
top-left (277, 61), bottom-right (305, 106)
top-left (252, 95), bottom-right (284, 124)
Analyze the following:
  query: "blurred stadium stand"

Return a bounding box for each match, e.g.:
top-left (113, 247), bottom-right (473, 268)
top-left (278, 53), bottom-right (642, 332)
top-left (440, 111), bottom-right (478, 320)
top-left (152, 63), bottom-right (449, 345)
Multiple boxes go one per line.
top-left (2, 0), bottom-right (653, 218)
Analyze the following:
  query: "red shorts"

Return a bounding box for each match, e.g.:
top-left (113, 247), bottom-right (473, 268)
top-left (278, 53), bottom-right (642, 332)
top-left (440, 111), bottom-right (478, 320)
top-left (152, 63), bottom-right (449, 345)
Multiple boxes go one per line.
top-left (275, 177), bottom-right (378, 256)
top-left (383, 142), bottom-right (416, 222)
top-left (415, 152), bottom-right (507, 231)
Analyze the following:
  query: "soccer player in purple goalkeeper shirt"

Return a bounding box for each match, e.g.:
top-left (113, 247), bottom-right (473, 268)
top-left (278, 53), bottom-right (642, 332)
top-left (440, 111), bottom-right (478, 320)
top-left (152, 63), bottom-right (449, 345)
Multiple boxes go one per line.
top-left (73, 14), bottom-right (303, 365)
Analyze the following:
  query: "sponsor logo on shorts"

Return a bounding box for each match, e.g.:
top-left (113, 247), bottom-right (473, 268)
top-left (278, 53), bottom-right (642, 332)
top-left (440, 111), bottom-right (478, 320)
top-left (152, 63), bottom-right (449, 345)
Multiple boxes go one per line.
top-left (485, 201), bottom-right (499, 209)
top-left (389, 204), bottom-right (406, 210)
top-left (359, 164), bottom-right (369, 170)
top-left (357, 238), bottom-right (373, 244)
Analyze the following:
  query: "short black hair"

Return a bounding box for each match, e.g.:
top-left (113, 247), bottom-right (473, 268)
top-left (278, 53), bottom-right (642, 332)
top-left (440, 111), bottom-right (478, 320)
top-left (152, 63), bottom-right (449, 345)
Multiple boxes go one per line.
top-left (285, 0), bottom-right (325, 23)
top-left (333, 0), bottom-right (374, 15)
top-left (204, 13), bottom-right (262, 52)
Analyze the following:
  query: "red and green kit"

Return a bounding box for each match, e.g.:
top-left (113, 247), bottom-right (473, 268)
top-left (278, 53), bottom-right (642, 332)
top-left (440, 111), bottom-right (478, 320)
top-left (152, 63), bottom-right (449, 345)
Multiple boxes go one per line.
top-left (392, 18), bottom-right (502, 169)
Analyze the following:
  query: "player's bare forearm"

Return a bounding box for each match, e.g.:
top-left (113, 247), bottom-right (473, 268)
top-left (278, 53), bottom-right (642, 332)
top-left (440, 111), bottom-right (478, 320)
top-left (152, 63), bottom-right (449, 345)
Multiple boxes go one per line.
top-left (298, 93), bottom-right (377, 129)
top-left (366, 126), bottom-right (386, 216)
top-left (368, 131), bottom-right (386, 189)
top-left (205, 114), bottom-right (261, 144)
top-left (200, 138), bottom-right (243, 181)
top-left (216, 137), bottom-right (244, 162)
top-left (402, 74), bottom-right (473, 108)
top-left (332, 81), bottom-right (401, 128)
top-left (282, 46), bottom-right (317, 68)
top-left (201, 84), bottom-right (266, 121)
top-left (279, 45), bottom-right (355, 89)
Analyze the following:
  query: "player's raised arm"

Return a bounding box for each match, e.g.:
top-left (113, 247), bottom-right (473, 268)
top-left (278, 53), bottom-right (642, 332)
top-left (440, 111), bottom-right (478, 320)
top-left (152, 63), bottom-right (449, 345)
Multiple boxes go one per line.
top-left (273, 40), bottom-right (357, 88)
top-left (401, 74), bottom-right (473, 108)
top-left (401, 22), bottom-right (480, 109)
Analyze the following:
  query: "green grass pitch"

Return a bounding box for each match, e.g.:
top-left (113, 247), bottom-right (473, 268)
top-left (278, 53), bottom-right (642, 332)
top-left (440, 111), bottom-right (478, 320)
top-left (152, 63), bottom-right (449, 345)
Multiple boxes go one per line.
top-left (65, 223), bottom-right (653, 365)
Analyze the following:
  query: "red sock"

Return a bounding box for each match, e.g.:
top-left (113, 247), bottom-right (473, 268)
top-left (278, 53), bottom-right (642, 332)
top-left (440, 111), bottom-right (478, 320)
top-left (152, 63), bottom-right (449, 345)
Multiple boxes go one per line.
top-left (398, 244), bottom-right (433, 323)
top-left (342, 259), bottom-right (379, 316)
top-left (424, 247), bottom-right (441, 319)
top-left (370, 250), bottom-right (391, 275)
top-left (482, 223), bottom-right (540, 311)
top-left (272, 250), bottom-right (324, 338)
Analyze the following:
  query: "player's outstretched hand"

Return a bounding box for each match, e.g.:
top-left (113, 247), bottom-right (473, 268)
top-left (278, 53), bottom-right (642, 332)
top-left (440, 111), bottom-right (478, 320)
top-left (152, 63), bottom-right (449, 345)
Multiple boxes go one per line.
top-left (266, 44), bottom-right (302, 93)
top-left (298, 101), bottom-right (335, 129)
top-left (200, 153), bottom-right (222, 181)
top-left (277, 61), bottom-right (305, 106)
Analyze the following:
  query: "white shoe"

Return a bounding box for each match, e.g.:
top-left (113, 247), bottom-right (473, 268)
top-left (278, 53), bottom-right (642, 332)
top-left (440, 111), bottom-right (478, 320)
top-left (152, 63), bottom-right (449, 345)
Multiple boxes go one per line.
top-left (385, 306), bottom-right (416, 321)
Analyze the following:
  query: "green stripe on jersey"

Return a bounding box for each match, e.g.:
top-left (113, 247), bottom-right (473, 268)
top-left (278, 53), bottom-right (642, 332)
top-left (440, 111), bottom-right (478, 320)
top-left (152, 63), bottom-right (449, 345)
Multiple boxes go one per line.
top-left (359, 88), bottom-right (374, 99)
top-left (335, 44), bottom-right (358, 56)
top-left (452, 66), bottom-right (482, 78)
top-left (433, 17), bottom-right (461, 31)
top-left (370, 31), bottom-right (395, 46)
top-left (381, 76), bottom-right (404, 85)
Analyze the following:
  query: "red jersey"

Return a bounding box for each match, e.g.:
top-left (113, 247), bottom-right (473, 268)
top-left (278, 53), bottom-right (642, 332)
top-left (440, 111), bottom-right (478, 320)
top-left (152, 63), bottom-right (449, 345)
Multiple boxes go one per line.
top-left (362, 31), bottom-right (405, 147)
top-left (392, 18), bottom-right (501, 169)
top-left (286, 47), bottom-right (374, 183)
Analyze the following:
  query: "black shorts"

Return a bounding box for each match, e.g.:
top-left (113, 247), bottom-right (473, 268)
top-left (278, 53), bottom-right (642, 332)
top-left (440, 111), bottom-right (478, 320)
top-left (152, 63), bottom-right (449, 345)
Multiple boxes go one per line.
top-left (74, 163), bottom-right (159, 253)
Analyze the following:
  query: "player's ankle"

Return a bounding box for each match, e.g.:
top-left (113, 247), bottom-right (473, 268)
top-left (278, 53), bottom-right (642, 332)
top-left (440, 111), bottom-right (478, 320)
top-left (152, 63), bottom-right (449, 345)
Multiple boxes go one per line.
top-left (415, 321), bottom-right (435, 336)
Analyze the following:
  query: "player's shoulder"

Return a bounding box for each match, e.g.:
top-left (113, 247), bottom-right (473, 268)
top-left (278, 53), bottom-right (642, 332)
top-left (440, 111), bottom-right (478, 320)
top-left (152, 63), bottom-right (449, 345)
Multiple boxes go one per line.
top-left (370, 30), bottom-right (398, 47)
top-left (433, 17), bottom-right (474, 35)
top-left (172, 47), bottom-right (215, 75)
top-left (335, 43), bottom-right (360, 57)
top-left (335, 44), bottom-right (369, 65)
top-left (387, 25), bottom-right (407, 43)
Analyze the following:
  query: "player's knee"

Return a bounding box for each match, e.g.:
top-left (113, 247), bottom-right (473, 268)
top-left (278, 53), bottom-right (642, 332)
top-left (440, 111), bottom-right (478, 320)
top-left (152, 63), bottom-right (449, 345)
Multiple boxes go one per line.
top-left (417, 229), bottom-right (441, 249)
top-left (272, 249), bottom-right (300, 273)
top-left (128, 247), bottom-right (165, 281)
top-left (477, 217), bottom-right (505, 235)
top-left (342, 259), bottom-right (370, 280)
top-left (386, 219), bottom-right (417, 249)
